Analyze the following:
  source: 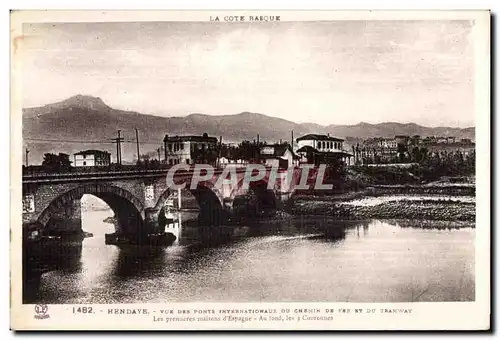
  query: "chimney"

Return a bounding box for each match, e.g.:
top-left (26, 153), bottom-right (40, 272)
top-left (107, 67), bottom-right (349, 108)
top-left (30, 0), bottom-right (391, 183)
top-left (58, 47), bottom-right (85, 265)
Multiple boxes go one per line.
top-left (327, 133), bottom-right (330, 137)
top-left (279, 139), bottom-right (282, 144)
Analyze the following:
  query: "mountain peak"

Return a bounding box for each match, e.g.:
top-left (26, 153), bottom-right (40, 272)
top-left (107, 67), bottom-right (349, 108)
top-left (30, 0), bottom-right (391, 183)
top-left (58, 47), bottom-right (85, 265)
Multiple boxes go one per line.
top-left (52, 95), bottom-right (110, 111)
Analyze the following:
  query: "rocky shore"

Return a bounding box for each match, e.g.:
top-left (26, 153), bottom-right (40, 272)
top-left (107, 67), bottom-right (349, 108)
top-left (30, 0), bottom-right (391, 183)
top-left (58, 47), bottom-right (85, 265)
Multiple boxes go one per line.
top-left (290, 196), bottom-right (475, 222)
top-left (369, 184), bottom-right (475, 196)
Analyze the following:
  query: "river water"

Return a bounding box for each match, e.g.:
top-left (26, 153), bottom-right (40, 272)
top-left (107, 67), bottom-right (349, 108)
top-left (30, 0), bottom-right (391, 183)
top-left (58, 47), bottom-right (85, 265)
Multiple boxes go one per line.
top-left (26, 198), bottom-right (475, 304)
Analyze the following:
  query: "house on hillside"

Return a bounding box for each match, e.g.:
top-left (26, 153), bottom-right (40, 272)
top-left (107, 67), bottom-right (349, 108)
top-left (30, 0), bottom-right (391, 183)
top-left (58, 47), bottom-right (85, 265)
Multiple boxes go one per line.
top-left (259, 143), bottom-right (298, 168)
top-left (163, 133), bottom-right (219, 165)
top-left (73, 150), bottom-right (111, 167)
top-left (295, 134), bottom-right (353, 165)
top-left (427, 140), bottom-right (475, 157)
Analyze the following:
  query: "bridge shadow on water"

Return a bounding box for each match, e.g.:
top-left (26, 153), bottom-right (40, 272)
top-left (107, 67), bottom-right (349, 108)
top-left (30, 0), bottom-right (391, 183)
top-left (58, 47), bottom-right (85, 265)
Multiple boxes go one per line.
top-left (23, 238), bottom-right (84, 303)
top-left (23, 212), bottom-right (365, 303)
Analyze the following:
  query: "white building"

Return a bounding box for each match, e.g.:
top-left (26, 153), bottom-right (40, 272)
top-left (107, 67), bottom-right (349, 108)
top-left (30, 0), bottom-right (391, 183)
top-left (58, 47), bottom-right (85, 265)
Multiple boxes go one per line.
top-left (377, 138), bottom-right (398, 149)
top-left (295, 134), bottom-right (353, 165)
top-left (296, 133), bottom-right (345, 152)
top-left (163, 133), bottom-right (219, 165)
top-left (73, 150), bottom-right (111, 167)
top-left (259, 143), bottom-right (297, 168)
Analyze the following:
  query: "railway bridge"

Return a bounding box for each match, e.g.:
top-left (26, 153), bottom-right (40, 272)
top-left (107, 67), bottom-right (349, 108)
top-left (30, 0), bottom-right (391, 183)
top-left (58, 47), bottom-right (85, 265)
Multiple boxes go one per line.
top-left (22, 165), bottom-right (320, 243)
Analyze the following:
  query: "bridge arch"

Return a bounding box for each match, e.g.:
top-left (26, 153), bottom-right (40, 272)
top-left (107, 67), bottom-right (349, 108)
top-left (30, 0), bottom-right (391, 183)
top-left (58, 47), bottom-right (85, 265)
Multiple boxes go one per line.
top-left (37, 184), bottom-right (146, 234)
top-left (230, 177), bottom-right (278, 216)
top-left (154, 182), bottom-right (225, 225)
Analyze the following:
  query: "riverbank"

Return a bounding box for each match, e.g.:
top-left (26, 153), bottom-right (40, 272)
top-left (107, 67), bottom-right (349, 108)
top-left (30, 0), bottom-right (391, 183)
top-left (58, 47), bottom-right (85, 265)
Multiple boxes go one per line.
top-left (290, 194), bottom-right (475, 222)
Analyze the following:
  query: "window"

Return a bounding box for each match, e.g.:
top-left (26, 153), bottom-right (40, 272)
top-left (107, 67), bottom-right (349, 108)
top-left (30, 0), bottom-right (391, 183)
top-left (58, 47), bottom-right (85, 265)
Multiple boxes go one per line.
top-left (83, 161), bottom-right (86, 166)
top-left (169, 159), bottom-right (173, 165)
top-left (83, 154), bottom-right (86, 159)
top-left (168, 143), bottom-right (172, 151)
top-left (186, 159), bottom-right (190, 164)
top-left (181, 143), bottom-right (184, 150)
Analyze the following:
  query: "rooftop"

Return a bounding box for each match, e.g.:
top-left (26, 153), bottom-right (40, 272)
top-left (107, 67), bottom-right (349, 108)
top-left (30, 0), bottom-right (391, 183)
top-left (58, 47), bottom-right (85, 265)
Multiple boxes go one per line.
top-left (74, 149), bottom-right (111, 156)
top-left (260, 143), bottom-right (298, 159)
top-left (163, 133), bottom-right (218, 143)
top-left (296, 134), bottom-right (344, 142)
top-left (296, 145), bottom-right (352, 157)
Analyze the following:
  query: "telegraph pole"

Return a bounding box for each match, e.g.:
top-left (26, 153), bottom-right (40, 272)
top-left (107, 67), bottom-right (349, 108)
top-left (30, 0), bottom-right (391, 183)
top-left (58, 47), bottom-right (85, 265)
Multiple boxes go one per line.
top-left (217, 136), bottom-right (222, 168)
top-left (135, 128), bottom-right (140, 163)
top-left (118, 130), bottom-right (122, 165)
top-left (25, 148), bottom-right (29, 167)
top-left (157, 147), bottom-right (161, 161)
top-left (110, 130), bottom-right (124, 165)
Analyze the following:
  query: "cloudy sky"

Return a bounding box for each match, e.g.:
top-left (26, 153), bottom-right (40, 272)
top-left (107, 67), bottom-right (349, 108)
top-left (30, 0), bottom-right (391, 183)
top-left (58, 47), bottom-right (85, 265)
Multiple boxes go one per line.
top-left (21, 20), bottom-right (474, 127)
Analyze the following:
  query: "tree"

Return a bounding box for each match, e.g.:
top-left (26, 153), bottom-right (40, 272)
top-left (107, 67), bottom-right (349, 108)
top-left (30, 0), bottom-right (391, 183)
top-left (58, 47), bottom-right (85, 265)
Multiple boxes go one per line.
top-left (42, 153), bottom-right (72, 172)
top-left (237, 140), bottom-right (264, 162)
top-left (397, 143), bottom-right (408, 163)
top-left (191, 143), bottom-right (219, 165)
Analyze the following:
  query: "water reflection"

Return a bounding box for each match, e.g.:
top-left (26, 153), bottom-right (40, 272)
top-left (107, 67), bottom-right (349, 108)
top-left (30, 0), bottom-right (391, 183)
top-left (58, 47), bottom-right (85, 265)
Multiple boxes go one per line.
top-left (24, 208), bottom-right (475, 304)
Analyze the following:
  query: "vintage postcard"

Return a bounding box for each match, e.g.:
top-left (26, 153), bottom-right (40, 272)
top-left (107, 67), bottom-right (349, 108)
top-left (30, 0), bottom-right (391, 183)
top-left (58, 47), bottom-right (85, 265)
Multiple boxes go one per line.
top-left (10, 10), bottom-right (490, 330)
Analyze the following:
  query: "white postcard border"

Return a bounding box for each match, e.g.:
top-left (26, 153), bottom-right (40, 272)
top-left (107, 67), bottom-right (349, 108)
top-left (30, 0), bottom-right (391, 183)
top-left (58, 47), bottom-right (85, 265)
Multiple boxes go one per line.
top-left (9, 9), bottom-right (491, 331)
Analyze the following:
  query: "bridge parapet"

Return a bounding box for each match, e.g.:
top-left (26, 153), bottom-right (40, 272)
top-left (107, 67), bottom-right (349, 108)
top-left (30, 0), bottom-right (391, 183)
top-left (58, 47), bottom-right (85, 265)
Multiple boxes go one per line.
top-left (22, 165), bottom-right (323, 243)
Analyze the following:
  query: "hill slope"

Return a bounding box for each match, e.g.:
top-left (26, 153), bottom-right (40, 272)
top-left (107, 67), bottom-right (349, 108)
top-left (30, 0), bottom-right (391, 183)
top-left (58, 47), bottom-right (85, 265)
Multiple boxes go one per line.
top-left (22, 95), bottom-right (475, 164)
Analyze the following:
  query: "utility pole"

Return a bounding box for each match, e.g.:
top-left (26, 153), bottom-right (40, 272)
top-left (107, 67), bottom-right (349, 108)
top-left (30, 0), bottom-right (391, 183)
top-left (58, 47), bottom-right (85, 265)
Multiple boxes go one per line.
top-left (135, 128), bottom-right (140, 163)
top-left (291, 130), bottom-right (294, 150)
top-left (118, 130), bottom-right (122, 165)
top-left (110, 130), bottom-right (124, 165)
top-left (25, 148), bottom-right (29, 167)
top-left (157, 147), bottom-right (161, 161)
top-left (217, 136), bottom-right (222, 168)
top-left (256, 134), bottom-right (260, 163)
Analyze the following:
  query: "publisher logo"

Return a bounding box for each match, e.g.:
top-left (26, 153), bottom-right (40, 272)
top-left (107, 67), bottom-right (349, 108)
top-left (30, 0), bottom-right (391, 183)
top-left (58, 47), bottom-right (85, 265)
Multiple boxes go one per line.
top-left (34, 304), bottom-right (50, 320)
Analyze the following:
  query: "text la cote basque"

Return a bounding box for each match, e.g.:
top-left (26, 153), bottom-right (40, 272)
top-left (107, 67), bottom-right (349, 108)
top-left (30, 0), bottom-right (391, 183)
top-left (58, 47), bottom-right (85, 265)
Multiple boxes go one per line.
top-left (210, 15), bottom-right (280, 22)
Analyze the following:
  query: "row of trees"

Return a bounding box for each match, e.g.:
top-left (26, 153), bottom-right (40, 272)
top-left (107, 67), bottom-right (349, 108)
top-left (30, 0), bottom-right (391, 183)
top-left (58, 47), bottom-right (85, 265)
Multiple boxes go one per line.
top-left (41, 153), bottom-right (72, 172)
top-left (416, 149), bottom-right (475, 180)
top-left (219, 141), bottom-right (266, 161)
top-left (354, 143), bottom-right (475, 173)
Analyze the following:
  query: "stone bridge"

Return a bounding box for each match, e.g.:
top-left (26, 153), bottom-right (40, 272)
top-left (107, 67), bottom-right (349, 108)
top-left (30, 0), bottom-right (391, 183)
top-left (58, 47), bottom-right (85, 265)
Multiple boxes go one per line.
top-left (22, 165), bottom-right (317, 242)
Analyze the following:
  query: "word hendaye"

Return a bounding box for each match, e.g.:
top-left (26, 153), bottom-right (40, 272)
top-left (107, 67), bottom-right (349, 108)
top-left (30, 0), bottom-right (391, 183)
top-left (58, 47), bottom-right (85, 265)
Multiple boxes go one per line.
top-left (108, 309), bottom-right (149, 315)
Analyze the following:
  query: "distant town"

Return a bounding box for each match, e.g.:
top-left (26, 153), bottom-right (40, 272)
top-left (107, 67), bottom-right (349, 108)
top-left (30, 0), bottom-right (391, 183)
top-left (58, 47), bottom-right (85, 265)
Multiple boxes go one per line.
top-left (24, 130), bottom-right (475, 174)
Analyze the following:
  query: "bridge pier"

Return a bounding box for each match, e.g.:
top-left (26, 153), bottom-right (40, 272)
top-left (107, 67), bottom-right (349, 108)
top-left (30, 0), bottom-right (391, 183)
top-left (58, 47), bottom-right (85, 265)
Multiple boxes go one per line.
top-left (45, 198), bottom-right (87, 239)
top-left (105, 207), bottom-right (174, 246)
top-left (144, 207), bottom-right (163, 233)
top-left (275, 191), bottom-right (293, 210)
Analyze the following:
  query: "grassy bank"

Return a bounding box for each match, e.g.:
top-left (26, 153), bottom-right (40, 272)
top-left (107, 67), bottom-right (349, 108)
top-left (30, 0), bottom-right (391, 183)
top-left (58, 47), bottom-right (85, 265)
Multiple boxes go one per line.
top-left (290, 195), bottom-right (475, 222)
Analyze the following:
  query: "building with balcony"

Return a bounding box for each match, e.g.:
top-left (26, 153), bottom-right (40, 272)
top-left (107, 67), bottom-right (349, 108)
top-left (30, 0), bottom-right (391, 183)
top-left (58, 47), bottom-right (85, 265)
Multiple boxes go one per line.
top-left (163, 133), bottom-right (219, 165)
top-left (377, 138), bottom-right (398, 149)
top-left (295, 134), bottom-right (353, 165)
top-left (73, 150), bottom-right (111, 167)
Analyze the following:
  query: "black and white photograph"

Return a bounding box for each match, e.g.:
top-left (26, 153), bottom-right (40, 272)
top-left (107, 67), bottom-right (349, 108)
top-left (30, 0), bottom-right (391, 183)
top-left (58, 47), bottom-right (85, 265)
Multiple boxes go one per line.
top-left (10, 10), bottom-right (490, 331)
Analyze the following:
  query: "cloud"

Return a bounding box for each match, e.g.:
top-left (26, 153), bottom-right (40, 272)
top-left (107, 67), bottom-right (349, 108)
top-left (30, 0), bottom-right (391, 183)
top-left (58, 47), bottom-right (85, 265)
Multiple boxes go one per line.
top-left (21, 21), bottom-right (474, 127)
